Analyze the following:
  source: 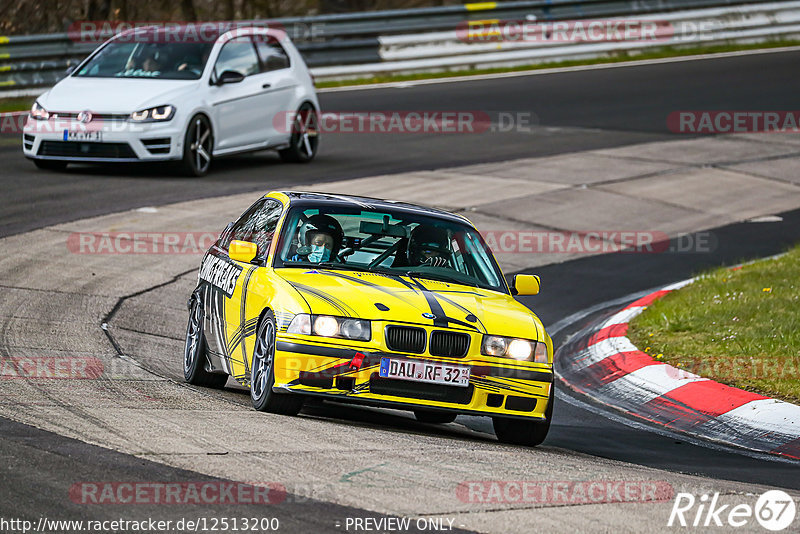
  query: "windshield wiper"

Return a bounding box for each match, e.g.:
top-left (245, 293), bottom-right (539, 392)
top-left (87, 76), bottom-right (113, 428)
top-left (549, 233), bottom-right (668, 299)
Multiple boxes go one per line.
top-left (404, 270), bottom-right (466, 286)
top-left (282, 261), bottom-right (362, 271)
top-left (365, 265), bottom-right (398, 275)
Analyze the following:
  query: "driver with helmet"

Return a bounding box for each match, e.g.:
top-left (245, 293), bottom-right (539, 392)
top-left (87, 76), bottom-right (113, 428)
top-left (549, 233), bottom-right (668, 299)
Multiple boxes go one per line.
top-left (407, 225), bottom-right (451, 267)
top-left (292, 214), bottom-right (343, 264)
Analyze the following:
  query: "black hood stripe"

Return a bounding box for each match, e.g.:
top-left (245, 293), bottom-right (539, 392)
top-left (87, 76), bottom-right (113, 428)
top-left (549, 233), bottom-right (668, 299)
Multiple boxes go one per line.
top-left (429, 292), bottom-right (487, 334)
top-left (286, 281), bottom-right (358, 317)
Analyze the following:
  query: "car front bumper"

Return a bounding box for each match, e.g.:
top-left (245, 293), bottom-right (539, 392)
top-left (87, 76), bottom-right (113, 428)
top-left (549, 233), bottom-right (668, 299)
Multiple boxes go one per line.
top-left (272, 338), bottom-right (553, 420)
top-left (22, 118), bottom-right (185, 162)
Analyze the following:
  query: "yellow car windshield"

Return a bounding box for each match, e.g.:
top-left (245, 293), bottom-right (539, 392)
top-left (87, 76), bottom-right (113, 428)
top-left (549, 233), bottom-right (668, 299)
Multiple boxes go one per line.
top-left (275, 207), bottom-right (506, 293)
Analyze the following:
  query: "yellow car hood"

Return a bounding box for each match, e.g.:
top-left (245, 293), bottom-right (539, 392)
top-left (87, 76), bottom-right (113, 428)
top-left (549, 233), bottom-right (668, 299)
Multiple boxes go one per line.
top-left (275, 268), bottom-right (545, 340)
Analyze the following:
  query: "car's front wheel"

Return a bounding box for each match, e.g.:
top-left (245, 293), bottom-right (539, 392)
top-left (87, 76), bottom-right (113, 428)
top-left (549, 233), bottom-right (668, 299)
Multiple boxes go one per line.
top-left (250, 310), bottom-right (304, 415)
top-left (492, 390), bottom-right (553, 447)
top-left (181, 114), bottom-right (213, 177)
top-left (33, 159), bottom-right (68, 171)
top-left (279, 103), bottom-right (319, 163)
top-left (184, 297), bottom-right (228, 388)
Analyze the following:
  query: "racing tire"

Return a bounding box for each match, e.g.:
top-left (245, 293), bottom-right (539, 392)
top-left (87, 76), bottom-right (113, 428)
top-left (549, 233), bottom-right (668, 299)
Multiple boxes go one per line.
top-left (180, 114), bottom-right (213, 177)
top-left (278, 103), bottom-right (318, 163)
top-left (184, 298), bottom-right (228, 388)
top-left (34, 159), bottom-right (68, 171)
top-left (414, 410), bottom-right (457, 424)
top-left (492, 389), bottom-right (553, 447)
top-left (250, 310), bottom-right (304, 415)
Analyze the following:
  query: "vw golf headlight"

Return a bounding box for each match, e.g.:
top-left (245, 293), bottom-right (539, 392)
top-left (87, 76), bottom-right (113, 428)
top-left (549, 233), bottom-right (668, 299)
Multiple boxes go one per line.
top-left (130, 105), bottom-right (175, 123)
top-left (287, 314), bottom-right (371, 342)
top-left (31, 101), bottom-right (50, 121)
top-left (481, 335), bottom-right (548, 363)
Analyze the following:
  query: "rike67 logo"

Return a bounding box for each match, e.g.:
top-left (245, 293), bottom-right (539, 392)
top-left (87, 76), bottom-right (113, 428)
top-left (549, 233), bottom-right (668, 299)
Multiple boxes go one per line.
top-left (669, 490), bottom-right (796, 531)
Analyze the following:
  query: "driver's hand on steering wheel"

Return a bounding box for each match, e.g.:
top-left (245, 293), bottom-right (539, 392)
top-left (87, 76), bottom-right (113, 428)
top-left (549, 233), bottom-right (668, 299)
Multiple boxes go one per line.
top-left (422, 256), bottom-right (448, 268)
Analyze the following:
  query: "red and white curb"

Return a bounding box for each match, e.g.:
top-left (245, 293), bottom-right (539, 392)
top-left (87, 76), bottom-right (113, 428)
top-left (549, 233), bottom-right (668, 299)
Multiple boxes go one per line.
top-left (557, 280), bottom-right (800, 460)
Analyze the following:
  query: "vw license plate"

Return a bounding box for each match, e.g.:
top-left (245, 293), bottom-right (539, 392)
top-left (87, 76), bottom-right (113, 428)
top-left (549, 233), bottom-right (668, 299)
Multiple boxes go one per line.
top-left (64, 130), bottom-right (102, 142)
top-left (379, 357), bottom-right (470, 387)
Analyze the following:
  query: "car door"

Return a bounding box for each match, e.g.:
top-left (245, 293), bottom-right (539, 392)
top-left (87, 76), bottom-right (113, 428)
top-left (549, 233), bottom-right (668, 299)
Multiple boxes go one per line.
top-left (252, 36), bottom-right (297, 146)
top-left (217, 198), bottom-right (284, 382)
top-left (208, 37), bottom-right (264, 151)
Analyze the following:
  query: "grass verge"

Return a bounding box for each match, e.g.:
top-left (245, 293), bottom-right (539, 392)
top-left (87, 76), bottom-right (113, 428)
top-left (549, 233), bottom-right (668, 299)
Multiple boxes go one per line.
top-left (0, 96), bottom-right (34, 113)
top-left (628, 245), bottom-right (800, 404)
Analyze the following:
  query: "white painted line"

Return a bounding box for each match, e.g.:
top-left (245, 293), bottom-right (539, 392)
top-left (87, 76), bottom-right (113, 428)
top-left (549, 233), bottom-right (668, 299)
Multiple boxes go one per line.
top-left (598, 364), bottom-right (707, 405)
top-left (555, 387), bottom-right (800, 464)
top-left (662, 279), bottom-right (695, 291)
top-left (601, 306), bottom-right (645, 329)
top-left (712, 398), bottom-right (800, 435)
top-left (570, 336), bottom-right (639, 373)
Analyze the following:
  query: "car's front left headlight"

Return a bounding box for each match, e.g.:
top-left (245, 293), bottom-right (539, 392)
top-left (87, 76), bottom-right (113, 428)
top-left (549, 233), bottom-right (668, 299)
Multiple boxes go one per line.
top-left (31, 101), bottom-right (50, 121)
top-left (129, 105), bottom-right (175, 123)
top-left (481, 334), bottom-right (548, 363)
top-left (287, 314), bottom-right (371, 342)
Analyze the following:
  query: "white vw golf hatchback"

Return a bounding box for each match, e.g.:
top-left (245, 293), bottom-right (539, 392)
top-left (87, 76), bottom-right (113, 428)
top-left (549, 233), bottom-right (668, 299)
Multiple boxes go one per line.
top-left (23, 25), bottom-right (320, 176)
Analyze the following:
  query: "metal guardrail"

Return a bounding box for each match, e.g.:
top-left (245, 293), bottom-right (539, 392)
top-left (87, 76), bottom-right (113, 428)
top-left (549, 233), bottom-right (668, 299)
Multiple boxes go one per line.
top-left (0, 0), bottom-right (793, 94)
top-left (315, 1), bottom-right (800, 79)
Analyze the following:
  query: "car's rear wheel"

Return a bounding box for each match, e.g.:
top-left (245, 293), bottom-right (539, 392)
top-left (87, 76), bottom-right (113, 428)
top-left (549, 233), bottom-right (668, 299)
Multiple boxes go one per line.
top-left (492, 390), bottom-right (553, 447)
top-left (414, 410), bottom-right (457, 424)
top-left (279, 103), bottom-right (318, 163)
top-left (250, 310), bottom-right (304, 415)
top-left (181, 114), bottom-right (213, 177)
top-left (34, 159), bottom-right (68, 171)
top-left (184, 298), bottom-right (228, 388)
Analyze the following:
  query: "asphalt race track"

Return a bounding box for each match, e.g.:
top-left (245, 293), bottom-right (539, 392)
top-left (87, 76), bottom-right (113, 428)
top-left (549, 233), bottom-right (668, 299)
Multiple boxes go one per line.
top-left (2, 49), bottom-right (800, 532)
top-left (3, 49), bottom-right (800, 238)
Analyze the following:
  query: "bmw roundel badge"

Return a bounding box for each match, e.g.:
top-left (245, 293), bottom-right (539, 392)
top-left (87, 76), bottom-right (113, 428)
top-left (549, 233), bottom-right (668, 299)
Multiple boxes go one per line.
top-left (422, 313), bottom-right (436, 319)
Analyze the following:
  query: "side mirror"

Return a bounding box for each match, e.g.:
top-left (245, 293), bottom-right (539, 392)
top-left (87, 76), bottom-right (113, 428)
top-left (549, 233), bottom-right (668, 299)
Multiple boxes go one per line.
top-left (513, 274), bottom-right (540, 296)
top-left (65, 64), bottom-right (77, 76)
top-left (229, 240), bottom-right (257, 263)
top-left (217, 70), bottom-right (245, 85)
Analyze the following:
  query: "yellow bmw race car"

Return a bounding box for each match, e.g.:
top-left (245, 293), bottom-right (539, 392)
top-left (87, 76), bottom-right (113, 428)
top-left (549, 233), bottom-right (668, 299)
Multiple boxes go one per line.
top-left (184, 191), bottom-right (554, 446)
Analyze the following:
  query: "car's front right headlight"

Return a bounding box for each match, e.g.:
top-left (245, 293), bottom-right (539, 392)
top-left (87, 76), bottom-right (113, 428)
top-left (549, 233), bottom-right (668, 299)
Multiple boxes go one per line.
top-left (287, 314), bottom-right (371, 342)
top-left (481, 334), bottom-right (548, 363)
top-left (130, 105), bottom-right (175, 123)
top-left (31, 101), bottom-right (50, 121)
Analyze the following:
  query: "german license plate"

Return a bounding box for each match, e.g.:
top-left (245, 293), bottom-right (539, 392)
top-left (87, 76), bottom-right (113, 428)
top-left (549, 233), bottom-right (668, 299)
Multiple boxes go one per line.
top-left (379, 357), bottom-right (470, 387)
top-left (64, 130), bottom-right (102, 142)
